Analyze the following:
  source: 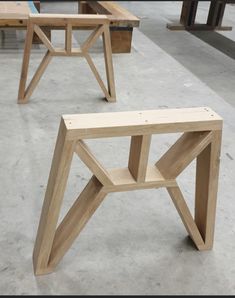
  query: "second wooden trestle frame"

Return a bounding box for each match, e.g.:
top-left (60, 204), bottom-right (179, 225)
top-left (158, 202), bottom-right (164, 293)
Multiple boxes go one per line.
top-left (18, 14), bottom-right (116, 103)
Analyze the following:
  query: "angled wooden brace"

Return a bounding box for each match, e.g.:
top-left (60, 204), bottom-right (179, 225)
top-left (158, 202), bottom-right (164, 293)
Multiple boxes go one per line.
top-left (33, 122), bottom-right (109, 275)
top-left (156, 129), bottom-right (222, 249)
top-left (18, 14), bottom-right (116, 104)
top-left (33, 107), bottom-right (223, 275)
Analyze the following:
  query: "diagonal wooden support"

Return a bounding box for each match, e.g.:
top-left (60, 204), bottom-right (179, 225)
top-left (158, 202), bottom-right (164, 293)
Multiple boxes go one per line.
top-left (18, 14), bottom-right (116, 103)
top-left (167, 185), bottom-right (205, 250)
top-left (34, 24), bottom-right (55, 53)
top-left (81, 25), bottom-right (104, 52)
top-left (48, 176), bottom-right (106, 269)
top-left (33, 108), bottom-right (223, 275)
top-left (23, 50), bottom-right (52, 102)
top-left (84, 52), bottom-right (112, 100)
top-left (156, 131), bottom-right (212, 179)
top-left (75, 140), bottom-right (113, 186)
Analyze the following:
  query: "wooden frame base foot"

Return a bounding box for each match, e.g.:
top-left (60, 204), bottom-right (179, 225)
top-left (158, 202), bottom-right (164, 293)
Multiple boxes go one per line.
top-left (167, 23), bottom-right (232, 31)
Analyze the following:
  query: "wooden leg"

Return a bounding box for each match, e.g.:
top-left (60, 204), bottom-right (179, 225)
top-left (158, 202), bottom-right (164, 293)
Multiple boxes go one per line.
top-left (19, 21), bottom-right (54, 103)
top-left (110, 27), bottom-right (133, 54)
top-left (156, 130), bottom-right (222, 250)
top-left (180, 0), bottom-right (198, 27)
top-left (207, 0), bottom-right (226, 27)
top-left (167, 0), bottom-right (231, 31)
top-left (84, 52), bottom-right (112, 101)
top-left (102, 25), bottom-right (116, 102)
top-left (167, 185), bottom-right (205, 250)
top-left (167, 0), bottom-right (198, 30)
top-left (19, 50), bottom-right (52, 103)
top-left (48, 176), bottom-right (106, 269)
top-left (18, 21), bottom-right (34, 103)
top-left (195, 130), bottom-right (222, 249)
top-left (33, 120), bottom-right (75, 275)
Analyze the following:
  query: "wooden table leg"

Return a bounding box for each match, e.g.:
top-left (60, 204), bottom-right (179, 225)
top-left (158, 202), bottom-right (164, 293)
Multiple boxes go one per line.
top-left (195, 130), bottom-right (222, 249)
top-left (167, 0), bottom-right (232, 31)
top-left (180, 0), bottom-right (199, 27)
top-left (33, 120), bottom-right (75, 275)
top-left (207, 0), bottom-right (226, 27)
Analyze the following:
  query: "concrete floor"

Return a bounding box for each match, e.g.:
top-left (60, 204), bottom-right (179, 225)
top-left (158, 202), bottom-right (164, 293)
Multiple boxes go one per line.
top-left (0, 1), bottom-right (235, 295)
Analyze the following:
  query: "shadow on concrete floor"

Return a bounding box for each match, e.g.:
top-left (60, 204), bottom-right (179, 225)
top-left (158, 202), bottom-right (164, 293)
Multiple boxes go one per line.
top-left (138, 17), bottom-right (235, 107)
top-left (191, 30), bottom-right (235, 60)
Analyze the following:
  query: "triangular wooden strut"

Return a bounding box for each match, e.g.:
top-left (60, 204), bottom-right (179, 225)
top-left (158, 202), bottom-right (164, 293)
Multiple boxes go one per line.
top-left (18, 14), bottom-right (116, 103)
top-left (33, 108), bottom-right (222, 275)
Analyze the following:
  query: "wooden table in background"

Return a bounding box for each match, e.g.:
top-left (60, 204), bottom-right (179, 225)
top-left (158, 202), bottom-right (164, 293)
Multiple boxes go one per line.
top-left (168, 0), bottom-right (235, 31)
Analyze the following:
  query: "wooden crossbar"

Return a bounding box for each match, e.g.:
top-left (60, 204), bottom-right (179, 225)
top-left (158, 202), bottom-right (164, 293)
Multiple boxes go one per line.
top-left (29, 13), bottom-right (109, 26)
top-left (82, 1), bottom-right (140, 27)
top-left (18, 14), bottom-right (116, 104)
top-left (63, 107), bottom-right (222, 139)
top-left (33, 107), bottom-right (223, 275)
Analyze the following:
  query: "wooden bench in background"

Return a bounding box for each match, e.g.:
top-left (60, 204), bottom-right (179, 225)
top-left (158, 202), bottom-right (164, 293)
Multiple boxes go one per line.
top-left (79, 1), bottom-right (140, 53)
top-left (79, 0), bottom-right (234, 50)
top-left (0, 1), bottom-right (140, 53)
top-left (1, 1), bottom-right (234, 52)
top-left (167, 0), bottom-right (235, 31)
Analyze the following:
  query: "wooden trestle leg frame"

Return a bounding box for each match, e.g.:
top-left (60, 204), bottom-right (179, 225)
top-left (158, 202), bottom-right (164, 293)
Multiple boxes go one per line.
top-left (167, 0), bottom-right (233, 31)
top-left (18, 14), bottom-right (116, 104)
top-left (33, 107), bottom-right (223, 275)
